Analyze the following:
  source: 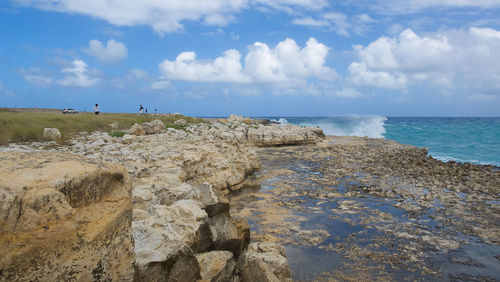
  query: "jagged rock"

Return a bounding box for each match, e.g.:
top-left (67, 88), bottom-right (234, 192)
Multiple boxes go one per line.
top-left (109, 122), bottom-right (120, 130)
top-left (196, 251), bottom-right (236, 282)
top-left (130, 123), bottom-right (146, 135)
top-left (174, 119), bottom-right (188, 127)
top-left (142, 119), bottom-right (166, 134)
top-left (43, 127), bottom-right (61, 140)
top-left (239, 242), bottom-right (292, 282)
top-left (0, 151), bottom-right (134, 281)
top-left (2, 117), bottom-right (305, 281)
top-left (209, 215), bottom-right (250, 258)
top-left (192, 183), bottom-right (230, 217)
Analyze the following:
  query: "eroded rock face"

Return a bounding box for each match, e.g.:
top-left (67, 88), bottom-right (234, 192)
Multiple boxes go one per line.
top-left (0, 151), bottom-right (133, 281)
top-left (2, 116), bottom-right (313, 281)
top-left (188, 118), bottom-right (325, 147)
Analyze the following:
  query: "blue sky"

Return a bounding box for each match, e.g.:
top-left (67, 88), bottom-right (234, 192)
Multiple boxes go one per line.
top-left (1, 0), bottom-right (500, 116)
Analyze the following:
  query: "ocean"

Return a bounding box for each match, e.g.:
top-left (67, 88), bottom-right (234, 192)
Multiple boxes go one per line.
top-left (268, 116), bottom-right (500, 167)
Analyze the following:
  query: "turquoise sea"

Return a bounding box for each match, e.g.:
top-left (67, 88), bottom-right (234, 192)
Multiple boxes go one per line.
top-left (267, 117), bottom-right (500, 167)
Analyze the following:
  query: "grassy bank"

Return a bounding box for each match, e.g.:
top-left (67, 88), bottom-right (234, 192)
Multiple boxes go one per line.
top-left (0, 109), bottom-right (204, 144)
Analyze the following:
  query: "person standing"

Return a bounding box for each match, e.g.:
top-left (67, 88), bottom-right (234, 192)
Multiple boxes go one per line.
top-left (94, 104), bottom-right (100, 115)
top-left (139, 104), bottom-right (144, 114)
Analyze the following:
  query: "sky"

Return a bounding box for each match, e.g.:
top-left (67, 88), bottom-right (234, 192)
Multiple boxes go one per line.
top-left (1, 0), bottom-right (500, 116)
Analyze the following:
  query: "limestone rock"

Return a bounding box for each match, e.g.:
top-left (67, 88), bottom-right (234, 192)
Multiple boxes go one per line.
top-left (43, 127), bottom-right (61, 140)
top-left (134, 238), bottom-right (200, 282)
top-left (130, 123), bottom-right (146, 135)
top-left (239, 242), bottom-right (292, 282)
top-left (142, 119), bottom-right (166, 134)
top-left (0, 151), bottom-right (134, 281)
top-left (174, 119), bottom-right (188, 127)
top-left (209, 215), bottom-right (250, 258)
top-left (228, 114), bottom-right (245, 123)
top-left (192, 183), bottom-right (230, 217)
top-left (109, 122), bottom-right (120, 130)
top-left (196, 251), bottom-right (236, 282)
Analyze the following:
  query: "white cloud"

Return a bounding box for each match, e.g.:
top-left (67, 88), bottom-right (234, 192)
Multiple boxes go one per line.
top-left (158, 37), bottom-right (335, 85)
top-left (58, 59), bottom-right (99, 87)
top-left (348, 62), bottom-right (408, 89)
top-left (293, 12), bottom-right (375, 36)
top-left (244, 37), bottom-right (335, 83)
top-left (15, 0), bottom-right (249, 34)
top-left (83, 39), bottom-right (127, 63)
top-left (15, 0), bottom-right (331, 34)
top-left (20, 67), bottom-right (53, 87)
top-left (160, 49), bottom-right (250, 83)
top-left (150, 80), bottom-right (171, 90)
top-left (347, 27), bottom-right (500, 94)
top-left (334, 88), bottom-right (362, 98)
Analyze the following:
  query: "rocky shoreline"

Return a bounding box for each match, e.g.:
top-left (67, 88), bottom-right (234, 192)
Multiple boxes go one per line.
top-left (1, 116), bottom-right (498, 281)
top-left (0, 115), bottom-right (324, 281)
top-left (230, 136), bottom-right (500, 280)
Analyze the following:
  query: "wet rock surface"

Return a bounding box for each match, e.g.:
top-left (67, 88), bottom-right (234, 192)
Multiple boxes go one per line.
top-left (230, 136), bottom-right (500, 280)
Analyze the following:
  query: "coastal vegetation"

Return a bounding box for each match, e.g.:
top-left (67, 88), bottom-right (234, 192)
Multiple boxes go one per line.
top-left (0, 108), bottom-right (204, 144)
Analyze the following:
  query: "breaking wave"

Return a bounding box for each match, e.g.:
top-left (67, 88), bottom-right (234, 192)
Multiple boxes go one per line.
top-left (272, 116), bottom-right (387, 138)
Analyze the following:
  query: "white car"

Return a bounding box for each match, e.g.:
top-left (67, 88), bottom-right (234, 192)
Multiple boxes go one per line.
top-left (62, 108), bottom-right (78, 114)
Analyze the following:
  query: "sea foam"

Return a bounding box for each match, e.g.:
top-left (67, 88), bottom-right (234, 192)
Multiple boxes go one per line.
top-left (277, 116), bottom-right (387, 138)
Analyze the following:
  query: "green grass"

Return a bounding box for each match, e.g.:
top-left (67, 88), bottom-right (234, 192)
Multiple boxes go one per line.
top-left (108, 131), bottom-right (126, 138)
top-left (165, 124), bottom-right (186, 130)
top-left (0, 111), bottom-right (205, 144)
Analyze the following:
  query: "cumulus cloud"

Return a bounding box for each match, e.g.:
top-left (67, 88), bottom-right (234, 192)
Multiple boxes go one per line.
top-left (293, 13), bottom-right (375, 36)
top-left (160, 50), bottom-right (250, 83)
top-left (159, 37), bottom-right (335, 85)
top-left (347, 27), bottom-right (500, 94)
top-left (83, 39), bottom-right (127, 63)
top-left (58, 60), bottom-right (99, 87)
top-left (20, 67), bottom-right (53, 87)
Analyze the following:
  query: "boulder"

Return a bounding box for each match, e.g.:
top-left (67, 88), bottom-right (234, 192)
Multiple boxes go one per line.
top-left (134, 236), bottom-right (200, 282)
top-left (43, 127), bottom-right (61, 140)
top-left (142, 119), bottom-right (166, 135)
top-left (196, 251), bottom-right (236, 282)
top-left (130, 123), bottom-right (146, 136)
top-left (109, 122), bottom-right (120, 130)
top-left (238, 242), bottom-right (292, 282)
top-left (174, 119), bottom-right (188, 127)
top-left (0, 151), bottom-right (134, 281)
top-left (209, 215), bottom-right (250, 258)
